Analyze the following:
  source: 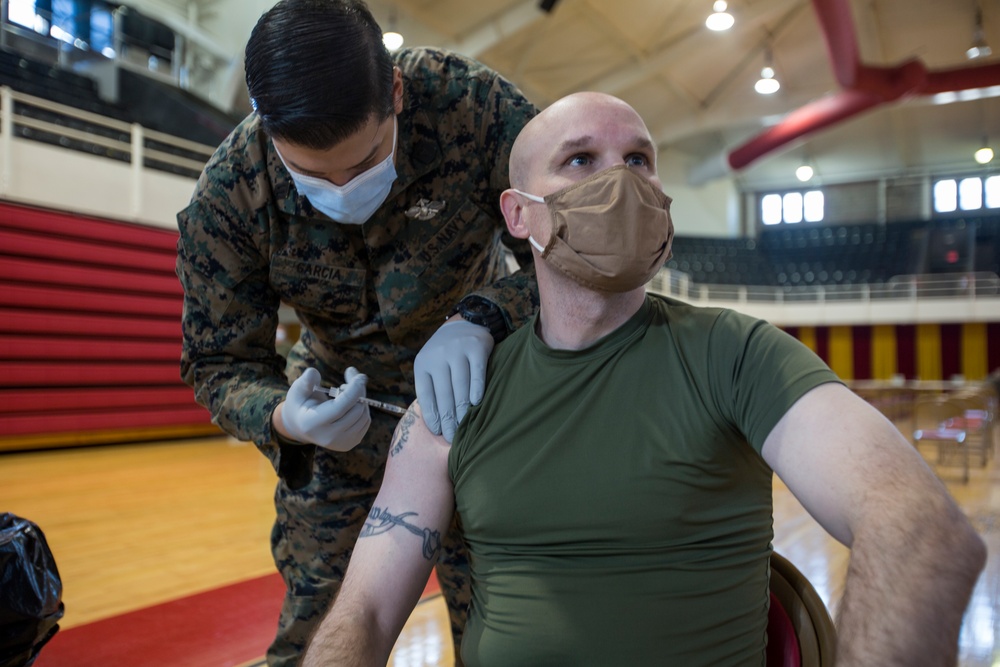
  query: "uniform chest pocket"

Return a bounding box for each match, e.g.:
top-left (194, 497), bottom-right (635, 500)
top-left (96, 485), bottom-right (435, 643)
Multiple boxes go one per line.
top-left (413, 198), bottom-right (498, 293)
top-left (269, 255), bottom-right (367, 318)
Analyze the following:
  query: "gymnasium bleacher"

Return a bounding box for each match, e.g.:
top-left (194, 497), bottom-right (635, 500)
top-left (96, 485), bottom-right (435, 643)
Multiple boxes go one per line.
top-left (666, 216), bottom-right (1000, 292)
top-left (0, 48), bottom-right (126, 118)
top-left (0, 6), bottom-right (240, 451)
top-left (0, 4), bottom-right (239, 178)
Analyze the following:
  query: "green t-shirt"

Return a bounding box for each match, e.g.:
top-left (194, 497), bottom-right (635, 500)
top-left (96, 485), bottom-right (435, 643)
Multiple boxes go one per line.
top-left (449, 294), bottom-right (839, 667)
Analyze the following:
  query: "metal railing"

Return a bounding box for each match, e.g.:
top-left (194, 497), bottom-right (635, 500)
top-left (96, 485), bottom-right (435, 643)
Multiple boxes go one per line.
top-left (649, 269), bottom-right (1000, 305)
top-left (0, 84), bottom-right (215, 179)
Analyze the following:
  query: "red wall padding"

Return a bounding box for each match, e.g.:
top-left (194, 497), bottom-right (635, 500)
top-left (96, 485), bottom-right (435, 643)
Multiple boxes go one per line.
top-left (0, 203), bottom-right (179, 250)
top-left (0, 256), bottom-right (183, 294)
top-left (0, 387), bottom-right (197, 412)
top-left (0, 202), bottom-right (214, 447)
top-left (0, 407), bottom-right (213, 436)
top-left (0, 308), bottom-right (181, 337)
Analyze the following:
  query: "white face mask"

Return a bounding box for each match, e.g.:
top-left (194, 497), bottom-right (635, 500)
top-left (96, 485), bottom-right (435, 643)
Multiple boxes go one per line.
top-left (279, 117), bottom-right (398, 225)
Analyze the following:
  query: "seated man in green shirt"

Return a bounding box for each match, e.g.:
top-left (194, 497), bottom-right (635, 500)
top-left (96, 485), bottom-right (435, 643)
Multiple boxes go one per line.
top-left (301, 92), bottom-right (985, 667)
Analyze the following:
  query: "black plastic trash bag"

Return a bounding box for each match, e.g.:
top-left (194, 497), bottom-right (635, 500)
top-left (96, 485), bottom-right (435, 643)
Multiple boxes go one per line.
top-left (0, 513), bottom-right (64, 667)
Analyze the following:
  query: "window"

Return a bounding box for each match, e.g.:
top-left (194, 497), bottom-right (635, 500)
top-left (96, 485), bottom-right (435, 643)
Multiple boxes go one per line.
top-left (934, 176), bottom-right (999, 213)
top-left (761, 194), bottom-right (782, 225)
top-left (804, 190), bottom-right (824, 222)
top-left (783, 192), bottom-right (803, 223)
top-left (8, 0), bottom-right (48, 34)
top-left (760, 190), bottom-right (824, 225)
top-left (934, 179), bottom-right (958, 213)
top-left (959, 177), bottom-right (982, 210)
top-left (90, 4), bottom-right (114, 56)
top-left (986, 176), bottom-right (1000, 209)
top-left (6, 0), bottom-right (115, 52)
top-left (51, 0), bottom-right (76, 44)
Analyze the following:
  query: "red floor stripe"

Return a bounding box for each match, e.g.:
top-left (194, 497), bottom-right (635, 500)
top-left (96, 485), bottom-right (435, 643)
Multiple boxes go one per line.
top-left (34, 572), bottom-right (441, 667)
top-left (421, 570), bottom-right (441, 598)
top-left (34, 574), bottom-right (286, 667)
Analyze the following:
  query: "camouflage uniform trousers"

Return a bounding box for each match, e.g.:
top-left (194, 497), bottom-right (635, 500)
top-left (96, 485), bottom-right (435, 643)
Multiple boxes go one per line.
top-left (265, 408), bottom-right (470, 666)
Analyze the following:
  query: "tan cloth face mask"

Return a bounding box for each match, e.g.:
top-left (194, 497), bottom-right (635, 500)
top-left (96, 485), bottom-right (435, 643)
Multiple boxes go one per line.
top-left (515, 165), bottom-right (674, 292)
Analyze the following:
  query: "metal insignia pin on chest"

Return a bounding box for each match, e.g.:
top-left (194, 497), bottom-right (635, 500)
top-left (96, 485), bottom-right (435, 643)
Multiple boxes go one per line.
top-left (405, 198), bottom-right (447, 220)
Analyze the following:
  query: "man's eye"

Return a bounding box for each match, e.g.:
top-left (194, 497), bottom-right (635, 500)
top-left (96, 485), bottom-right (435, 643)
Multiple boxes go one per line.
top-left (627, 154), bottom-right (650, 167)
top-left (568, 155), bottom-right (591, 166)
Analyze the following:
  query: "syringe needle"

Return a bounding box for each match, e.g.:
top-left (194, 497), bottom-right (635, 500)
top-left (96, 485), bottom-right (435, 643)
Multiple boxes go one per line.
top-left (320, 385), bottom-right (409, 416)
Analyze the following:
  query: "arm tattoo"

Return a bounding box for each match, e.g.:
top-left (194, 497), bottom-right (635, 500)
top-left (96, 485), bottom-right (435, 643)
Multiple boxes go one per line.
top-left (360, 506), bottom-right (442, 560)
top-left (390, 411), bottom-right (417, 458)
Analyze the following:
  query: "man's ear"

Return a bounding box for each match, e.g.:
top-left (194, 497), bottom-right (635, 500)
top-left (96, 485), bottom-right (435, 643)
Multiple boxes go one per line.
top-left (500, 189), bottom-right (529, 239)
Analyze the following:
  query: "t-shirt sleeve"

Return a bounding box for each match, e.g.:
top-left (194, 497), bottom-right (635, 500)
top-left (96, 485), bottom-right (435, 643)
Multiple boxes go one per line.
top-left (707, 311), bottom-right (842, 453)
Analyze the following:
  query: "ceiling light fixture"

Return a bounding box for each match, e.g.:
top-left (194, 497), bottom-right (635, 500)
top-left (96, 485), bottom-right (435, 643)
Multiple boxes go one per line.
top-left (383, 30), bottom-right (403, 50)
top-left (975, 145), bottom-right (994, 164)
top-left (754, 47), bottom-right (780, 95)
top-left (967, 7), bottom-right (992, 60)
top-left (796, 164), bottom-right (814, 181)
top-left (382, 8), bottom-right (404, 51)
top-left (706, 1), bottom-right (735, 31)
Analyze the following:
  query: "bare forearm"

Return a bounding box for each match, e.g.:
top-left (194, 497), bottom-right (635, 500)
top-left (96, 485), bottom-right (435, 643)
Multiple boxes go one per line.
top-left (301, 605), bottom-right (390, 667)
top-left (835, 495), bottom-right (985, 666)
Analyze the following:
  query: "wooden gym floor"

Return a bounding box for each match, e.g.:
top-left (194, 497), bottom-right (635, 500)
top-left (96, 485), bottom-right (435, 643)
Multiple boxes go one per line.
top-left (1, 420), bottom-right (998, 666)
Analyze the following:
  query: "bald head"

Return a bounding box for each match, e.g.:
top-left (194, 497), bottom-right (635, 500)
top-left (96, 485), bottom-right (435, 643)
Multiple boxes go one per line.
top-left (509, 92), bottom-right (654, 191)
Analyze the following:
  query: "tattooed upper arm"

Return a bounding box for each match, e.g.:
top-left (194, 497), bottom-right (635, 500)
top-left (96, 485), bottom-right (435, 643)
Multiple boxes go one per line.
top-left (308, 407), bottom-right (453, 662)
top-left (359, 505), bottom-right (442, 560)
top-left (365, 402), bottom-right (454, 561)
top-left (389, 402), bottom-right (451, 459)
top-left (389, 410), bottom-right (417, 458)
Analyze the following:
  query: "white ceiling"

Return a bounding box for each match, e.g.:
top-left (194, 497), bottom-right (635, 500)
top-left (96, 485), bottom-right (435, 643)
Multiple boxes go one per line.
top-left (355, 0), bottom-right (1000, 192)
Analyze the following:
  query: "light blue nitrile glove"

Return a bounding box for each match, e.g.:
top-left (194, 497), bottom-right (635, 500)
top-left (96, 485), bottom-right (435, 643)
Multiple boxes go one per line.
top-left (281, 367), bottom-right (371, 452)
top-left (414, 319), bottom-right (495, 443)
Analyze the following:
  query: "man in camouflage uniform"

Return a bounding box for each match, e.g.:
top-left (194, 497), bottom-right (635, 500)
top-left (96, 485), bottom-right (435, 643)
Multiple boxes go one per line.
top-left (175, 1), bottom-right (537, 664)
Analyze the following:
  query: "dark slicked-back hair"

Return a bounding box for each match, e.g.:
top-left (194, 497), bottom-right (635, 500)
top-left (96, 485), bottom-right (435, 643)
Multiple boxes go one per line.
top-left (244, 0), bottom-right (396, 148)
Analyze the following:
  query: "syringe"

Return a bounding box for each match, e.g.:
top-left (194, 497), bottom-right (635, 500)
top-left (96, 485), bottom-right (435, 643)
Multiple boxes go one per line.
top-left (320, 385), bottom-right (409, 416)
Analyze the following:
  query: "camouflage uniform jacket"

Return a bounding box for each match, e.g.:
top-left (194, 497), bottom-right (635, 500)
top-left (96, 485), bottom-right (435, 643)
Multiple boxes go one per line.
top-left (176, 47), bottom-right (539, 466)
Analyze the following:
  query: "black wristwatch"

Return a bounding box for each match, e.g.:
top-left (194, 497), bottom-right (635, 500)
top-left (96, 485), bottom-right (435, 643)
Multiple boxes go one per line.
top-left (451, 296), bottom-right (509, 344)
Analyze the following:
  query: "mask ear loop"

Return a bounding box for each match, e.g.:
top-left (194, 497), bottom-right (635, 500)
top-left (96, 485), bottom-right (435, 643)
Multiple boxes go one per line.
top-left (512, 189), bottom-right (545, 203)
top-left (386, 114), bottom-right (398, 163)
top-left (511, 189), bottom-right (550, 254)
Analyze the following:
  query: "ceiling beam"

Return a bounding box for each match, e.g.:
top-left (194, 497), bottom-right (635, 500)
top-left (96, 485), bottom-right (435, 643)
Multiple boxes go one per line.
top-left (689, 0), bottom-right (1000, 185)
top-left (443, 0), bottom-right (546, 58)
top-left (573, 1), bottom-right (703, 111)
top-left (580, 0), bottom-right (805, 97)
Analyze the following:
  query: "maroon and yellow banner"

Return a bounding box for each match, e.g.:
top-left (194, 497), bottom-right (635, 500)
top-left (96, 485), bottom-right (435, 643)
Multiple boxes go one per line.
top-left (783, 322), bottom-right (1000, 382)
